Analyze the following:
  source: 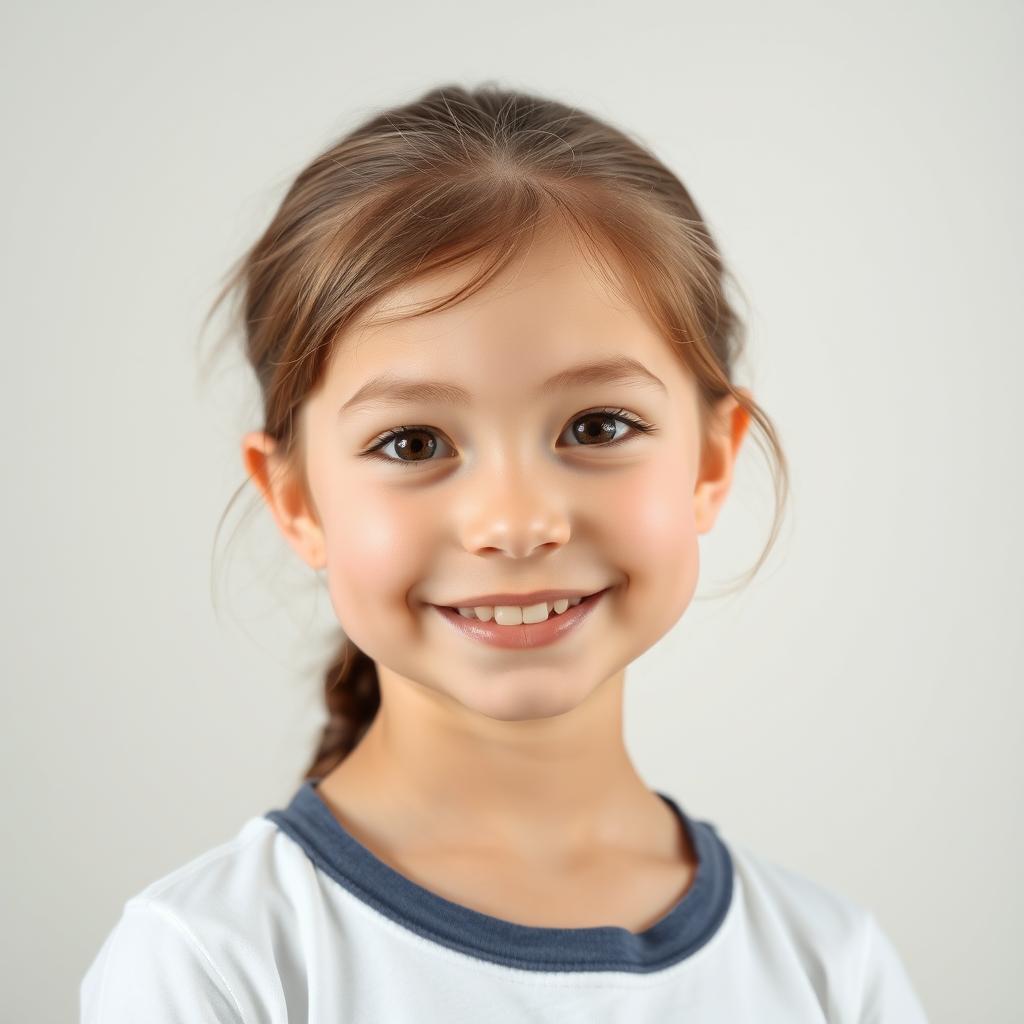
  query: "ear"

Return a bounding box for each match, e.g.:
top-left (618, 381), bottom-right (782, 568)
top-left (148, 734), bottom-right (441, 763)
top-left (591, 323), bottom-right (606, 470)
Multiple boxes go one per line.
top-left (693, 388), bottom-right (752, 535)
top-left (241, 431), bottom-right (326, 570)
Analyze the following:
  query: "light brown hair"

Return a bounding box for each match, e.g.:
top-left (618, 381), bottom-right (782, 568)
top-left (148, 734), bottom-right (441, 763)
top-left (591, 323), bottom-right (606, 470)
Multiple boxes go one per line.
top-left (202, 83), bottom-right (789, 782)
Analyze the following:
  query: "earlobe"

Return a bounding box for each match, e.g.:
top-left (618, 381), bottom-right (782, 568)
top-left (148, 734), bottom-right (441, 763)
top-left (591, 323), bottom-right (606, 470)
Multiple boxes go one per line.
top-left (692, 392), bottom-right (752, 535)
top-left (241, 431), bottom-right (326, 571)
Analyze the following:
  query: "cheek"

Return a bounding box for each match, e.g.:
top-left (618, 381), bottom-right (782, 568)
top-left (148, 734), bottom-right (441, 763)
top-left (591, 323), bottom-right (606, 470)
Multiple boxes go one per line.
top-left (320, 483), bottom-right (430, 629)
top-left (602, 462), bottom-right (700, 610)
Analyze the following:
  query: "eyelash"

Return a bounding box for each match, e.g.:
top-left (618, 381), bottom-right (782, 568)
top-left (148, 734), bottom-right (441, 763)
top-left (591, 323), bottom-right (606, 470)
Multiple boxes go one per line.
top-left (358, 407), bottom-right (658, 468)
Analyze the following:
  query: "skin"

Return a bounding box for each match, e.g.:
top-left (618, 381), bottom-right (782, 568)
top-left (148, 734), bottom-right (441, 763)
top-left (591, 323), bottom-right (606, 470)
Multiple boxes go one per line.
top-left (242, 224), bottom-right (751, 930)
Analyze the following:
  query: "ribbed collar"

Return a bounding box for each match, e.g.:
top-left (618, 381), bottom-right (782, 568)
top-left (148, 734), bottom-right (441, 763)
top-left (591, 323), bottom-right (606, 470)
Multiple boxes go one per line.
top-left (265, 777), bottom-right (733, 973)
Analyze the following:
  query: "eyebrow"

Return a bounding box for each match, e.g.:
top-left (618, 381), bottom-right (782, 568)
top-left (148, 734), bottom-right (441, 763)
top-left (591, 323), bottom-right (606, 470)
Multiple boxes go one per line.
top-left (338, 355), bottom-right (666, 416)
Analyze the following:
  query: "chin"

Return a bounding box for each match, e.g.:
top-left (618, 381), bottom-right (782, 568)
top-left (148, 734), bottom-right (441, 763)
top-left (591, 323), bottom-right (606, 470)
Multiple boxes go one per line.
top-left (450, 673), bottom-right (604, 723)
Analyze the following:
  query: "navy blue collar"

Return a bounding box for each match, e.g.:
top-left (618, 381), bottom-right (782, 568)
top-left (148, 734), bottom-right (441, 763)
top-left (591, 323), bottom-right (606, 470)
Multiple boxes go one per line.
top-left (265, 777), bottom-right (733, 973)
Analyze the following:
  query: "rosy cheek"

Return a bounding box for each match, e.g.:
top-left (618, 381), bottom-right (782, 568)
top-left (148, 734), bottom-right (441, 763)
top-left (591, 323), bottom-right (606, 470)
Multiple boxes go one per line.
top-left (600, 467), bottom-right (700, 615)
top-left (326, 490), bottom-right (427, 613)
top-left (618, 469), bottom-right (694, 552)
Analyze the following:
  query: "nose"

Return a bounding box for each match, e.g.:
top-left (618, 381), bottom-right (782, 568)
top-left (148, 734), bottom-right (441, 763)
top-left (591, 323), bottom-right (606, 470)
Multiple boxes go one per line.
top-left (458, 454), bottom-right (571, 558)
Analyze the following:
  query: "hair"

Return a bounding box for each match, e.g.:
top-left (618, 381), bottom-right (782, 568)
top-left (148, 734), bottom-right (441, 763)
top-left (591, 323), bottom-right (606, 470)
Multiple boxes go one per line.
top-left (201, 82), bottom-right (789, 783)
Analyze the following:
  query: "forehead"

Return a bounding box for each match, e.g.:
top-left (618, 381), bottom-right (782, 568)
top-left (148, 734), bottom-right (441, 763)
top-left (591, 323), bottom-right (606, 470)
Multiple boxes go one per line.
top-left (325, 226), bottom-right (675, 400)
top-left (361, 226), bottom-right (634, 322)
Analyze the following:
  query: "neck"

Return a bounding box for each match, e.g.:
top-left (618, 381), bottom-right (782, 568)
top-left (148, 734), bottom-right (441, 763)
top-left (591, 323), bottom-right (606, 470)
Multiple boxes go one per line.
top-left (321, 666), bottom-right (664, 864)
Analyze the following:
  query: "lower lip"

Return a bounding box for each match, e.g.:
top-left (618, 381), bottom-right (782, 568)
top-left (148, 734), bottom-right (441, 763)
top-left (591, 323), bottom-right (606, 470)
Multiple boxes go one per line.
top-left (430, 589), bottom-right (610, 650)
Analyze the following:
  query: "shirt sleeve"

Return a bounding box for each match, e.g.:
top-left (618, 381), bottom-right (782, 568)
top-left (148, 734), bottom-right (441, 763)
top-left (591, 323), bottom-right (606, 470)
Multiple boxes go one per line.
top-left (80, 899), bottom-right (245, 1024)
top-left (855, 911), bottom-right (930, 1024)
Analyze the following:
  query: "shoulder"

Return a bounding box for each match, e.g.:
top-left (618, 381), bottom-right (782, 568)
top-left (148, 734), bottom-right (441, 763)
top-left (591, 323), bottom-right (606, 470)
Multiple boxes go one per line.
top-left (727, 837), bottom-right (870, 947)
top-left (81, 815), bottom-right (309, 1023)
top-left (720, 836), bottom-right (929, 1022)
top-left (129, 812), bottom-right (306, 917)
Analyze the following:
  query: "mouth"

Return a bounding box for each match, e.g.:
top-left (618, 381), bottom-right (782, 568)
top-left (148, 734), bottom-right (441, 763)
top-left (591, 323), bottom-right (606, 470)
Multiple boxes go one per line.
top-left (428, 587), bottom-right (612, 650)
top-left (433, 587), bottom-right (608, 620)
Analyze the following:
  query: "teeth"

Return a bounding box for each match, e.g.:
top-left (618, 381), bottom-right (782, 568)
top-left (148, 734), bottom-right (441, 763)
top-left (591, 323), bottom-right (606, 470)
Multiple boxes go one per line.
top-left (456, 596), bottom-right (583, 623)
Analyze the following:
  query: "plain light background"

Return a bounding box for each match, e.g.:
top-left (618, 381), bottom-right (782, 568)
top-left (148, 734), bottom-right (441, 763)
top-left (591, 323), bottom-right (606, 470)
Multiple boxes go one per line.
top-left (3, 1), bottom-right (1020, 1020)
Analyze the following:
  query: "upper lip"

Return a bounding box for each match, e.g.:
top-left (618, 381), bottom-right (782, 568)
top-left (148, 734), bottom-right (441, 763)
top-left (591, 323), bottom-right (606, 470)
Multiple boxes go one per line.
top-left (435, 587), bottom-right (606, 609)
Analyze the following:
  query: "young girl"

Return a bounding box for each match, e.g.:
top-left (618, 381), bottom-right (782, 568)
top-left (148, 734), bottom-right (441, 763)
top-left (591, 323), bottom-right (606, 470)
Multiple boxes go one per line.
top-left (81, 83), bottom-right (929, 1022)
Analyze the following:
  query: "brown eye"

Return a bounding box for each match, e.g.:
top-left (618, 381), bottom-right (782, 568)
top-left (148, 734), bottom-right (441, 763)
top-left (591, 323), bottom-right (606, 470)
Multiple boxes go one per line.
top-left (360, 408), bottom-right (656, 468)
top-left (569, 411), bottom-right (621, 445)
top-left (383, 428), bottom-right (448, 463)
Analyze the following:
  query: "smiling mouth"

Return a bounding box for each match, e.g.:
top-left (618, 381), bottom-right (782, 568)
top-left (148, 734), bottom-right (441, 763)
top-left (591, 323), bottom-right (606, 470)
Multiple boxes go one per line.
top-left (434, 588), bottom-right (609, 623)
top-left (429, 587), bottom-right (610, 649)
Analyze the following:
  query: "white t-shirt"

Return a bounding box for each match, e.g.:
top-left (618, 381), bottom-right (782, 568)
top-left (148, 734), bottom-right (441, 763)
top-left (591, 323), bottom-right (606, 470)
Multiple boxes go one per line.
top-left (80, 778), bottom-right (930, 1022)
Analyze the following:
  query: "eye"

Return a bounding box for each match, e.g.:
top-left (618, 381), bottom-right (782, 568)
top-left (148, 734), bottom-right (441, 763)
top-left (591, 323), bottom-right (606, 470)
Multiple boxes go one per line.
top-left (358, 407), bottom-right (657, 468)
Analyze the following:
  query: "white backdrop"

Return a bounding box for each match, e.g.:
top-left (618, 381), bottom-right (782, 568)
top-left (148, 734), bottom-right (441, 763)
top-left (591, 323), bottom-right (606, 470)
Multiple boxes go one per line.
top-left (2, 1), bottom-right (1020, 1020)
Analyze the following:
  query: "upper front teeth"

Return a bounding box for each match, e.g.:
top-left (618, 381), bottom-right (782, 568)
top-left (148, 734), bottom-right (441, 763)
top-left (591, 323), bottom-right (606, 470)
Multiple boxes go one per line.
top-left (456, 596), bottom-right (583, 624)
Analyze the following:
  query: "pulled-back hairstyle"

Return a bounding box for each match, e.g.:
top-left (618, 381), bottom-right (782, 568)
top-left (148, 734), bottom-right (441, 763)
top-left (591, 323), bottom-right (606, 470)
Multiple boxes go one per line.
top-left (203, 82), bottom-right (789, 782)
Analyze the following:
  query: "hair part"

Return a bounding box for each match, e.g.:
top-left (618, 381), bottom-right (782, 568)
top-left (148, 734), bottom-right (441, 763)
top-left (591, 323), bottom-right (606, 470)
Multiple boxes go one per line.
top-left (201, 82), bottom-right (790, 781)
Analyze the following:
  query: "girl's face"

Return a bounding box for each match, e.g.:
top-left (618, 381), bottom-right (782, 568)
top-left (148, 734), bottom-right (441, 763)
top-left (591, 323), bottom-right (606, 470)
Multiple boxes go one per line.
top-left (263, 227), bottom-right (743, 723)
